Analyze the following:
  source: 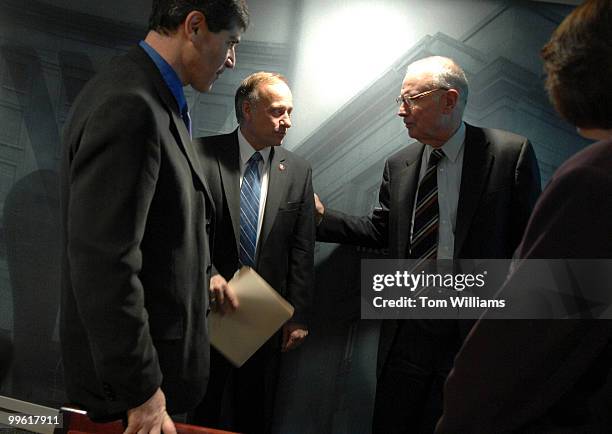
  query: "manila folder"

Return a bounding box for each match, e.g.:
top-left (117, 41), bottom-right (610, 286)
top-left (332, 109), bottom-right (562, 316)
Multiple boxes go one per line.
top-left (209, 267), bottom-right (295, 367)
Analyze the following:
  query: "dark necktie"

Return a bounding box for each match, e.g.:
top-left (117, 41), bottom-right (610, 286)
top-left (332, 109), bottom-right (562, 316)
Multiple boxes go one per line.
top-left (181, 105), bottom-right (192, 138)
top-left (410, 148), bottom-right (445, 260)
top-left (239, 152), bottom-right (263, 267)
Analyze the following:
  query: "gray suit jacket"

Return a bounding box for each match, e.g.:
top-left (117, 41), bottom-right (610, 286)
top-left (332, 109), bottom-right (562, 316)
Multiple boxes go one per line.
top-left (317, 124), bottom-right (542, 375)
top-left (60, 45), bottom-right (214, 420)
top-left (195, 130), bottom-right (315, 325)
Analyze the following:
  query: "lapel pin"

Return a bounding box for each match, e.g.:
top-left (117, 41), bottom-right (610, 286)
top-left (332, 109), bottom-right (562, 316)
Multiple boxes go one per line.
top-left (279, 163), bottom-right (285, 171)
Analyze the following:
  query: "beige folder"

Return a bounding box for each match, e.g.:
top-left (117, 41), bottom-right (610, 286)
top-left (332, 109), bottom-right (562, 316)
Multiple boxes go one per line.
top-left (209, 266), bottom-right (295, 367)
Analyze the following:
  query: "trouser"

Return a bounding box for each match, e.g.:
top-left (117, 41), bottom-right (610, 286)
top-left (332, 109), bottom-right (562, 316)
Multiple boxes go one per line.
top-left (372, 319), bottom-right (462, 434)
top-left (190, 337), bottom-right (280, 434)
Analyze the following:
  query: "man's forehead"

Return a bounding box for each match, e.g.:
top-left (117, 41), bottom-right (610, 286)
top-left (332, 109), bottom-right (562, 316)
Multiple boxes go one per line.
top-left (401, 72), bottom-right (433, 91)
top-left (259, 80), bottom-right (291, 96)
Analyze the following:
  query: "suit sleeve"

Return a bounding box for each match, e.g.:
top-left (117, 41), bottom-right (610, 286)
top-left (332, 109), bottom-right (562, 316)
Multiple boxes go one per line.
top-left (510, 139), bottom-right (541, 251)
top-left (67, 92), bottom-right (162, 412)
top-left (286, 167), bottom-right (316, 325)
top-left (316, 159), bottom-right (390, 249)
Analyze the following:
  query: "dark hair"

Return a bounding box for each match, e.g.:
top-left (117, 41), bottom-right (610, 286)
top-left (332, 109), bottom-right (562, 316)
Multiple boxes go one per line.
top-left (541, 0), bottom-right (612, 129)
top-left (235, 72), bottom-right (289, 123)
top-left (148, 0), bottom-right (249, 34)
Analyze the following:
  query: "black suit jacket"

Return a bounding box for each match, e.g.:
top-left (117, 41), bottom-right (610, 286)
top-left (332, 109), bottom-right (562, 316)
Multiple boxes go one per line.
top-left (195, 130), bottom-right (314, 325)
top-left (436, 138), bottom-right (612, 434)
top-left (317, 124), bottom-right (541, 375)
top-left (60, 46), bottom-right (214, 420)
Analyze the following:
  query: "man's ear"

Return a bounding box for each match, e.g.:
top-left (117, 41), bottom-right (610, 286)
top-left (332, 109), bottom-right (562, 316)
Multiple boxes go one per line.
top-left (442, 89), bottom-right (460, 113)
top-left (184, 10), bottom-right (208, 41)
top-left (242, 100), bottom-right (253, 121)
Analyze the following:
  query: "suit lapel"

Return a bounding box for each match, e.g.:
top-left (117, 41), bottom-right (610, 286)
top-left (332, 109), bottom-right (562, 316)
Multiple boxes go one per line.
top-left (128, 46), bottom-right (214, 210)
top-left (217, 131), bottom-right (241, 252)
top-left (257, 147), bottom-right (286, 260)
top-left (395, 143), bottom-right (425, 257)
top-left (454, 124), bottom-right (493, 257)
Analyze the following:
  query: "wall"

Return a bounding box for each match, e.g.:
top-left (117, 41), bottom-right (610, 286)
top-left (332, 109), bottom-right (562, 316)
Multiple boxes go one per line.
top-left (286, 0), bottom-right (501, 149)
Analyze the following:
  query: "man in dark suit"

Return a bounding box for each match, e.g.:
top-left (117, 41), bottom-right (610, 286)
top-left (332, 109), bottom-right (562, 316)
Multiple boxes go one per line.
top-left (437, 1), bottom-right (612, 432)
top-left (315, 56), bottom-right (541, 433)
top-left (59, 1), bottom-right (248, 432)
top-left (190, 72), bottom-right (314, 434)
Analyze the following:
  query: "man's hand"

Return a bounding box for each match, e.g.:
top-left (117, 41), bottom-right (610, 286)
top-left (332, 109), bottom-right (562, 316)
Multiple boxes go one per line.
top-left (124, 387), bottom-right (176, 434)
top-left (281, 322), bottom-right (308, 352)
top-left (314, 193), bottom-right (325, 225)
top-left (209, 274), bottom-right (239, 315)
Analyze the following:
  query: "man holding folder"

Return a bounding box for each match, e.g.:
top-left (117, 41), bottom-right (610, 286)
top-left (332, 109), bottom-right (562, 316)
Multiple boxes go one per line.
top-left (190, 72), bottom-right (315, 434)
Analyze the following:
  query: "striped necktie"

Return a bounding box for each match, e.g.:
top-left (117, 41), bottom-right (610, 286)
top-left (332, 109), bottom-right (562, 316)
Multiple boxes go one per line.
top-left (410, 148), bottom-right (445, 260)
top-left (239, 152), bottom-right (263, 268)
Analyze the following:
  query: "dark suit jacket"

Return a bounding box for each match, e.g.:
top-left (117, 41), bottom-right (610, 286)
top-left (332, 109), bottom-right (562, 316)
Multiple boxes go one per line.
top-left (195, 130), bottom-right (314, 325)
top-left (60, 46), bottom-right (214, 420)
top-left (436, 138), bottom-right (612, 434)
top-left (317, 124), bottom-right (541, 375)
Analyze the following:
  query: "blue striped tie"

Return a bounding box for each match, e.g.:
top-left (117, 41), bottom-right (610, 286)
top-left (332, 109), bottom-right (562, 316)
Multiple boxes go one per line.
top-left (240, 152), bottom-right (263, 267)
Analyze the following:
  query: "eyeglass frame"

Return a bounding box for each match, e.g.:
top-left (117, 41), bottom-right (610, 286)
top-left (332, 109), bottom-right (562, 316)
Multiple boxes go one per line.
top-left (395, 87), bottom-right (450, 108)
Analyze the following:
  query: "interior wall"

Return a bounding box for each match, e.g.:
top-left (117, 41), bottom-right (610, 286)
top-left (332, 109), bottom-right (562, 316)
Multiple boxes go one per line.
top-left (286, 0), bottom-right (502, 149)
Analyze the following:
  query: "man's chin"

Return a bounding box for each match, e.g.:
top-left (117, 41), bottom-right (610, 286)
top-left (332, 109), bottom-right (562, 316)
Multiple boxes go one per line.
top-left (192, 79), bottom-right (216, 93)
top-left (406, 127), bottom-right (418, 140)
top-left (274, 133), bottom-right (287, 145)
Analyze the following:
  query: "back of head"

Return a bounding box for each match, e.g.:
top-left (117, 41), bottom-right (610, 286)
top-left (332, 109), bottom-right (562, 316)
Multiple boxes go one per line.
top-left (406, 56), bottom-right (469, 112)
top-left (148, 0), bottom-right (249, 35)
top-left (235, 71), bottom-right (289, 123)
top-left (541, 0), bottom-right (612, 129)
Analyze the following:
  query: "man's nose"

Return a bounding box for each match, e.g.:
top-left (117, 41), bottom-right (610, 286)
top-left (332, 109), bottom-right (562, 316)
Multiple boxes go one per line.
top-left (225, 47), bottom-right (236, 69)
top-left (281, 115), bottom-right (291, 129)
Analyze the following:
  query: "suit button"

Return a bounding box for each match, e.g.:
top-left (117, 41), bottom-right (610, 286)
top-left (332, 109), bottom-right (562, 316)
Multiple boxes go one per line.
top-left (205, 222), bottom-right (211, 234)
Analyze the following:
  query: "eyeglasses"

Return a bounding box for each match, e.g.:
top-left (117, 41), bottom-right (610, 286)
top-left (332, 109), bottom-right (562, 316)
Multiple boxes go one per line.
top-left (395, 87), bottom-right (449, 108)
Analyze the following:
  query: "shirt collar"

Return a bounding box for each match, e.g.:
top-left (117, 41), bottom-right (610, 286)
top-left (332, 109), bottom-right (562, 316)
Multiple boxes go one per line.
top-left (139, 40), bottom-right (187, 113)
top-left (424, 121), bottom-right (466, 163)
top-left (237, 128), bottom-right (272, 167)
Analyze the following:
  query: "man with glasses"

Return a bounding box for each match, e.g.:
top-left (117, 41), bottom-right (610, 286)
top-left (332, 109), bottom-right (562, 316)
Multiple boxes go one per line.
top-left (315, 56), bottom-right (541, 433)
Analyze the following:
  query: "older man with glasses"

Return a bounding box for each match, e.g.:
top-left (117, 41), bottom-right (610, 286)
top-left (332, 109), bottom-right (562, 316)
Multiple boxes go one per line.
top-left (315, 55), bottom-right (542, 433)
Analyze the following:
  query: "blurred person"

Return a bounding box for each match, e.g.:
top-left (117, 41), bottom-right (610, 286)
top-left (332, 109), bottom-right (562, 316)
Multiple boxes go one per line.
top-left (60, 1), bottom-right (248, 433)
top-left (436, 1), bottom-right (612, 432)
top-left (190, 72), bottom-right (314, 434)
top-left (315, 56), bottom-right (541, 433)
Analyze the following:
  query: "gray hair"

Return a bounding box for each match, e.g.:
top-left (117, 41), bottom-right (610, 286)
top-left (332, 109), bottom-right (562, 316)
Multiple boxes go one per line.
top-left (406, 56), bottom-right (469, 108)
